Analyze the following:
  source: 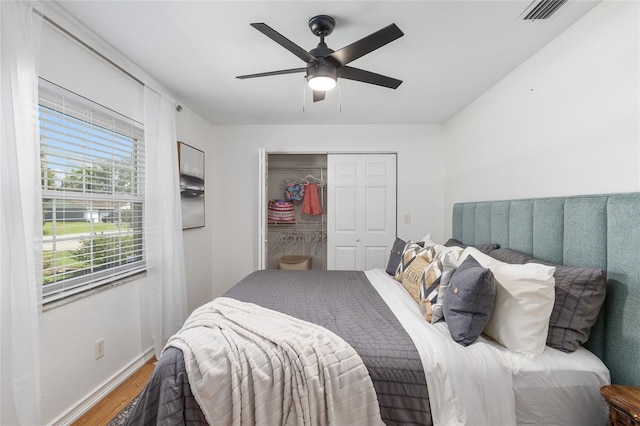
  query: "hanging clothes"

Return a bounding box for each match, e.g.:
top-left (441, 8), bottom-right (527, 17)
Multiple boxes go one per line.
top-left (302, 183), bottom-right (323, 215)
top-left (285, 182), bottom-right (305, 201)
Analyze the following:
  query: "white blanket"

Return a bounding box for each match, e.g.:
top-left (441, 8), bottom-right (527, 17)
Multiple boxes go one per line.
top-left (165, 297), bottom-right (383, 426)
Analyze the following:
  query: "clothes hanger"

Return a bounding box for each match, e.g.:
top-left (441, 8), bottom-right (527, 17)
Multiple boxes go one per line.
top-left (281, 178), bottom-right (303, 188)
top-left (304, 174), bottom-right (322, 183)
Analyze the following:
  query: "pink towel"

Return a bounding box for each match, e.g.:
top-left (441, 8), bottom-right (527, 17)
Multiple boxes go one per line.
top-left (302, 183), bottom-right (323, 215)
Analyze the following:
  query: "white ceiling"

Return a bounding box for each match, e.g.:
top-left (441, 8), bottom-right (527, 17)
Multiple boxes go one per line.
top-left (53, 0), bottom-right (600, 125)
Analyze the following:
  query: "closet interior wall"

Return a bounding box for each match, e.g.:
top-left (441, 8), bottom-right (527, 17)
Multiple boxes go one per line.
top-left (267, 154), bottom-right (328, 270)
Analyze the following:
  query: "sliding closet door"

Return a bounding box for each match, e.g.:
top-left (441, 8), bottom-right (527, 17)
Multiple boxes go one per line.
top-left (327, 154), bottom-right (396, 270)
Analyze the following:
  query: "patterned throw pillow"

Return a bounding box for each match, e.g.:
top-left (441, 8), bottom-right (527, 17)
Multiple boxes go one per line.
top-left (417, 253), bottom-right (448, 321)
top-left (418, 245), bottom-right (466, 322)
top-left (394, 241), bottom-right (435, 282)
top-left (430, 251), bottom-right (461, 324)
top-left (386, 238), bottom-right (425, 275)
top-left (393, 243), bottom-right (463, 323)
top-left (419, 265), bottom-right (443, 323)
top-left (402, 255), bottom-right (431, 303)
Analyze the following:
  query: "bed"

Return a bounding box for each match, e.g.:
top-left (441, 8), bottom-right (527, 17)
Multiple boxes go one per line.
top-left (126, 192), bottom-right (640, 425)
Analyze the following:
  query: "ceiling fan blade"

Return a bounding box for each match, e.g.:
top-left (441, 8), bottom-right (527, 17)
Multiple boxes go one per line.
top-left (339, 66), bottom-right (402, 89)
top-left (251, 23), bottom-right (319, 64)
top-left (312, 90), bottom-right (326, 102)
top-left (236, 67), bottom-right (307, 79)
top-left (329, 23), bottom-right (404, 66)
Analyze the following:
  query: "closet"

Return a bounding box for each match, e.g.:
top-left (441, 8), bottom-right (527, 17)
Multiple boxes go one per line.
top-left (258, 150), bottom-right (397, 271)
top-left (263, 153), bottom-right (328, 270)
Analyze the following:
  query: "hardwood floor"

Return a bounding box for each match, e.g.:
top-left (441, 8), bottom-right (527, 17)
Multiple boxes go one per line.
top-left (72, 357), bottom-right (156, 426)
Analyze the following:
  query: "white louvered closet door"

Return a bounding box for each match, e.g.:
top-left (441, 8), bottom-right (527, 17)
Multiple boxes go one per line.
top-left (327, 154), bottom-right (397, 270)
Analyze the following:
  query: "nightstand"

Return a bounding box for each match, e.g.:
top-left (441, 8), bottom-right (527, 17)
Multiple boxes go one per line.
top-left (600, 385), bottom-right (640, 425)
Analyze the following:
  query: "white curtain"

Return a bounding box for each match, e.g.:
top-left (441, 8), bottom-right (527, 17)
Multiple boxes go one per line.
top-left (144, 87), bottom-right (188, 358)
top-left (0, 1), bottom-right (43, 425)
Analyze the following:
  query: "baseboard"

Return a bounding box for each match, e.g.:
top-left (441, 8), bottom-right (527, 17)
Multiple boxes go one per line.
top-left (49, 348), bottom-right (155, 426)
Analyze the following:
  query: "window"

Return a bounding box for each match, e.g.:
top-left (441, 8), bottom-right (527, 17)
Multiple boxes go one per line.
top-left (39, 79), bottom-right (145, 302)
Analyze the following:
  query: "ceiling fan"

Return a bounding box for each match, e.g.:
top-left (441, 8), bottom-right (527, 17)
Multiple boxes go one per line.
top-left (236, 15), bottom-right (404, 102)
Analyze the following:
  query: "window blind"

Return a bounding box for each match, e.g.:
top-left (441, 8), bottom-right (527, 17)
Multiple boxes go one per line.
top-left (39, 78), bottom-right (146, 302)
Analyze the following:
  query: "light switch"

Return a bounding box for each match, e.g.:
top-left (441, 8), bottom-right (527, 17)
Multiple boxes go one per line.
top-left (404, 213), bottom-right (411, 224)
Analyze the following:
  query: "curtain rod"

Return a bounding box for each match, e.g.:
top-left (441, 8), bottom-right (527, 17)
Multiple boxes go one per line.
top-left (38, 11), bottom-right (183, 112)
top-left (41, 15), bottom-right (144, 87)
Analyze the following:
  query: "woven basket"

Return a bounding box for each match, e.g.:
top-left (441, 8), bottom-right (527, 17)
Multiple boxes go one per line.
top-left (278, 255), bottom-right (312, 270)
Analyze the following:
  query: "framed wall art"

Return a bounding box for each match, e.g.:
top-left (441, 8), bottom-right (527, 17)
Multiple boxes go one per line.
top-left (178, 141), bottom-right (205, 229)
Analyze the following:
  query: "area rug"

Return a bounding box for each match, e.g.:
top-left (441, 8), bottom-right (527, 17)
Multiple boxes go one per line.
top-left (107, 393), bottom-right (140, 426)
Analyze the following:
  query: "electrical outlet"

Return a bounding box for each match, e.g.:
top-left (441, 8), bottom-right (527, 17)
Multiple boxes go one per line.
top-left (95, 338), bottom-right (105, 360)
top-left (404, 213), bottom-right (411, 224)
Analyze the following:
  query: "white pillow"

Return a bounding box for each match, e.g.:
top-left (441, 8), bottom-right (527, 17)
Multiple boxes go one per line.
top-left (421, 233), bottom-right (437, 246)
top-left (458, 247), bottom-right (556, 358)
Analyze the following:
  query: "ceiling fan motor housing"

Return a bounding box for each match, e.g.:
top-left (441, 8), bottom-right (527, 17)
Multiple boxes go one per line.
top-left (309, 43), bottom-right (335, 59)
top-left (308, 15), bottom-right (336, 37)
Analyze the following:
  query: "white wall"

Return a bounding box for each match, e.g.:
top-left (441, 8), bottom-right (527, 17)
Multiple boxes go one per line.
top-left (38, 16), bottom-right (214, 425)
top-left (442, 0), bottom-right (640, 232)
top-left (208, 124), bottom-right (444, 294)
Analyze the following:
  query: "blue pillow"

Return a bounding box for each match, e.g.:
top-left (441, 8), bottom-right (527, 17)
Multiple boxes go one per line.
top-left (443, 255), bottom-right (496, 346)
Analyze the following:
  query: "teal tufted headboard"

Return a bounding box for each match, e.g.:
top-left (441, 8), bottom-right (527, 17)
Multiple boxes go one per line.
top-left (452, 193), bottom-right (640, 386)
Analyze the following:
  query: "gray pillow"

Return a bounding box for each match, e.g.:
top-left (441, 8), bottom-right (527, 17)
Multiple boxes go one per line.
top-left (443, 255), bottom-right (496, 346)
top-left (486, 247), bottom-right (534, 264)
top-left (386, 238), bottom-right (426, 276)
top-left (386, 238), bottom-right (407, 275)
top-left (488, 248), bottom-right (607, 353)
top-left (444, 238), bottom-right (500, 255)
top-left (545, 265), bottom-right (607, 352)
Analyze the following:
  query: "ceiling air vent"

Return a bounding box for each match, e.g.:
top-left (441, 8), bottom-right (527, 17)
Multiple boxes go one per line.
top-left (522, 0), bottom-right (568, 20)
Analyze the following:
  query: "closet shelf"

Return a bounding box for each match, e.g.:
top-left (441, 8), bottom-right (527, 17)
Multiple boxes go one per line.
top-left (278, 182), bottom-right (327, 188)
top-left (269, 166), bottom-right (326, 172)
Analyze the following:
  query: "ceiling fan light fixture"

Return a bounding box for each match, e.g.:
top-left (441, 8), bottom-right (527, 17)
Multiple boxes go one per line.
top-left (308, 75), bottom-right (336, 91)
top-left (307, 65), bottom-right (337, 91)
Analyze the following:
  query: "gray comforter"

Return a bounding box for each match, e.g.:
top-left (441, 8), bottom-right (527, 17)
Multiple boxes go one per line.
top-left (126, 270), bottom-right (430, 425)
